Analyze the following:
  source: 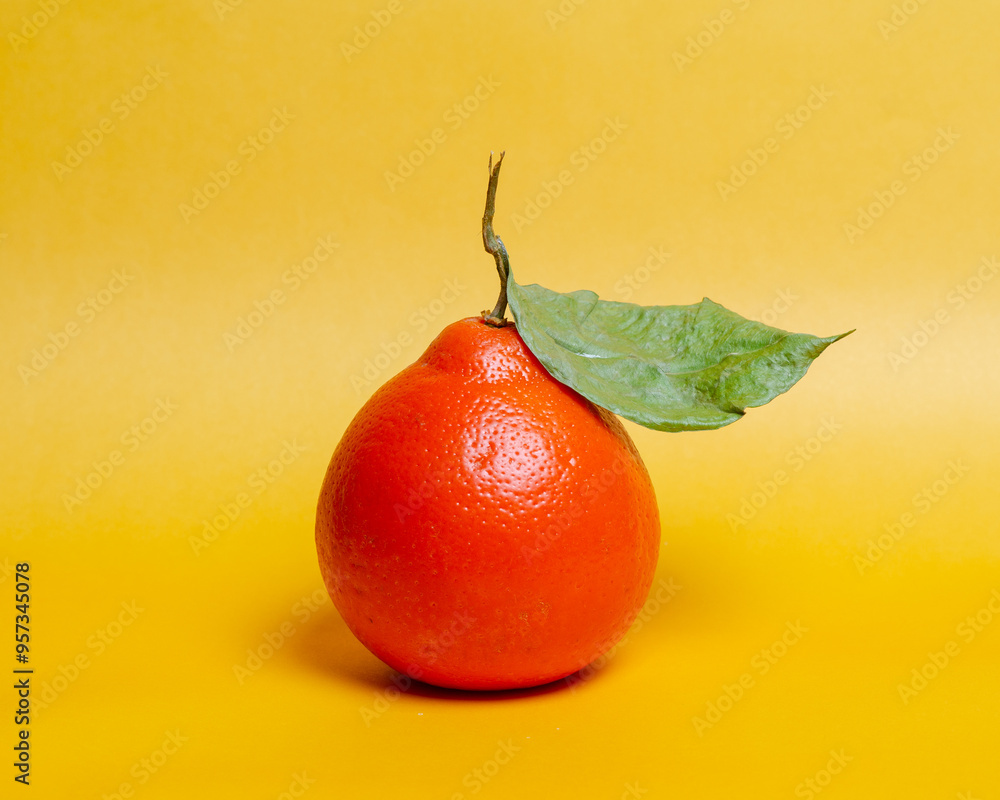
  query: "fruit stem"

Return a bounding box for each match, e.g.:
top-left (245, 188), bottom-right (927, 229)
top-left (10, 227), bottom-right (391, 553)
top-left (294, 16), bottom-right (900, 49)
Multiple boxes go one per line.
top-left (481, 151), bottom-right (510, 327)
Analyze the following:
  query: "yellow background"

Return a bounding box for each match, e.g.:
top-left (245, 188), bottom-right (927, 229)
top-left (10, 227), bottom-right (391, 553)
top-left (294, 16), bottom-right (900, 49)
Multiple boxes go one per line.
top-left (2, 0), bottom-right (999, 797)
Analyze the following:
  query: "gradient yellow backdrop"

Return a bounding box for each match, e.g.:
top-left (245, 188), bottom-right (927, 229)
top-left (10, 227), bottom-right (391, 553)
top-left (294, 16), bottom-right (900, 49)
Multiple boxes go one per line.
top-left (2, 1), bottom-right (999, 797)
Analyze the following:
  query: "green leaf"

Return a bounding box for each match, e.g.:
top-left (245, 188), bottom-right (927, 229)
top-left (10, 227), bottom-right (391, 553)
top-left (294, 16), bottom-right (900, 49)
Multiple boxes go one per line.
top-left (506, 270), bottom-right (852, 432)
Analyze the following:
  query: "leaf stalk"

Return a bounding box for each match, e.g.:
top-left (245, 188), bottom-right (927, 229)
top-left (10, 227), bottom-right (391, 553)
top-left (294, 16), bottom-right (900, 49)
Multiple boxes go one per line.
top-left (481, 151), bottom-right (510, 327)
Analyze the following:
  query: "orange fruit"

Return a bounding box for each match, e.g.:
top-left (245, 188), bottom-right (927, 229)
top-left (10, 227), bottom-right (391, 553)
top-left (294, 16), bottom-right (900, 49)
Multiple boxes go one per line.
top-left (316, 316), bottom-right (660, 690)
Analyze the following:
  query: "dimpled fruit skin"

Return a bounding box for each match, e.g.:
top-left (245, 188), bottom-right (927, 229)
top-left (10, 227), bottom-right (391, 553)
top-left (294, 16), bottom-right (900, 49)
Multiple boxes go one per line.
top-left (316, 317), bottom-right (660, 690)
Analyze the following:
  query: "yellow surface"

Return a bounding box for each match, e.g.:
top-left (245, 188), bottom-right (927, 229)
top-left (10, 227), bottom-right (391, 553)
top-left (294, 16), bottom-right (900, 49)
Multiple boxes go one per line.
top-left (2, 1), bottom-right (999, 797)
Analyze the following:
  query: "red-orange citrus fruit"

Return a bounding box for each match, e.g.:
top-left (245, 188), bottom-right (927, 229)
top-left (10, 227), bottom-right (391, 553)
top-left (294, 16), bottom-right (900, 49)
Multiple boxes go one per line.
top-left (316, 316), bottom-right (660, 690)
